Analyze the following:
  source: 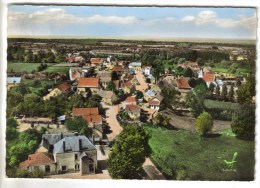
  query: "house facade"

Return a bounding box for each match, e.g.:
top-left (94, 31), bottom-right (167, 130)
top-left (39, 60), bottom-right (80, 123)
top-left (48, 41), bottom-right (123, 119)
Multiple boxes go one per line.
top-left (128, 62), bottom-right (142, 71)
top-left (77, 77), bottom-right (100, 93)
top-left (125, 104), bottom-right (141, 120)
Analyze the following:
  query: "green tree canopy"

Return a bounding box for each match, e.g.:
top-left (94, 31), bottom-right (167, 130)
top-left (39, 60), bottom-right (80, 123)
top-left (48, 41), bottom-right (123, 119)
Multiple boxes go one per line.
top-left (65, 117), bottom-right (92, 137)
top-left (231, 104), bottom-right (255, 139)
top-left (237, 75), bottom-right (255, 104)
top-left (195, 112), bottom-right (213, 136)
top-left (107, 125), bottom-right (150, 179)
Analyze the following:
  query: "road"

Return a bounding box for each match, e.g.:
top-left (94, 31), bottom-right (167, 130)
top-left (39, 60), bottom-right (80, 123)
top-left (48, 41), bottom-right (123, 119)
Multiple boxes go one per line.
top-left (102, 103), bottom-right (123, 141)
top-left (135, 70), bottom-right (148, 93)
top-left (143, 158), bottom-right (166, 180)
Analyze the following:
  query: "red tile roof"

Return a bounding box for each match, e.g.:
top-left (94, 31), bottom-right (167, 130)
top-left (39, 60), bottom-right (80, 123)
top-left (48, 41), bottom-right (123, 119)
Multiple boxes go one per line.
top-left (78, 77), bottom-right (99, 88)
top-left (121, 81), bottom-right (133, 88)
top-left (112, 65), bottom-right (124, 72)
top-left (149, 98), bottom-right (160, 106)
top-left (125, 96), bottom-right (136, 103)
top-left (90, 58), bottom-right (103, 64)
top-left (72, 71), bottom-right (80, 80)
top-left (83, 115), bottom-right (102, 124)
top-left (67, 57), bottom-right (75, 62)
top-left (125, 105), bottom-right (140, 112)
top-left (176, 77), bottom-right (191, 89)
top-left (72, 107), bottom-right (99, 116)
top-left (19, 153), bottom-right (55, 169)
top-left (57, 82), bottom-right (72, 92)
top-left (203, 73), bottom-right (215, 83)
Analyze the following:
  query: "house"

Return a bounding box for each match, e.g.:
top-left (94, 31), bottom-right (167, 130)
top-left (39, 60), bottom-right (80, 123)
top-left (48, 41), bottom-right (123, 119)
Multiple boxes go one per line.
top-left (128, 62), bottom-right (142, 71)
top-left (111, 65), bottom-right (124, 75)
top-left (77, 77), bottom-right (100, 93)
top-left (19, 152), bottom-right (56, 175)
top-left (178, 61), bottom-right (200, 72)
top-left (21, 134), bottom-right (97, 175)
top-left (72, 107), bottom-right (102, 128)
top-left (53, 135), bottom-right (97, 174)
top-left (57, 82), bottom-right (72, 92)
top-left (97, 90), bottom-right (117, 105)
top-left (43, 88), bottom-right (63, 101)
top-left (203, 73), bottom-right (216, 87)
top-left (147, 74), bottom-right (156, 84)
top-left (142, 65), bottom-right (153, 76)
top-left (123, 96), bottom-right (137, 109)
top-left (69, 68), bottom-right (81, 81)
top-left (148, 97), bottom-right (161, 111)
top-left (90, 58), bottom-right (104, 67)
top-left (125, 104), bottom-right (141, 120)
top-left (120, 81), bottom-right (136, 94)
top-left (144, 89), bottom-right (157, 101)
top-left (176, 77), bottom-right (191, 90)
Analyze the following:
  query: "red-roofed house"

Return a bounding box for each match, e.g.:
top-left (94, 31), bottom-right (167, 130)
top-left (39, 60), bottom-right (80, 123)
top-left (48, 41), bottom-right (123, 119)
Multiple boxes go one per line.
top-left (123, 96), bottom-right (137, 108)
top-left (111, 65), bottom-right (124, 74)
top-left (72, 107), bottom-right (102, 126)
top-left (90, 58), bottom-right (104, 65)
top-left (203, 73), bottom-right (216, 87)
top-left (57, 82), bottom-right (72, 92)
top-left (176, 77), bottom-right (191, 90)
top-left (148, 97), bottom-right (161, 110)
top-left (19, 153), bottom-right (56, 175)
top-left (125, 104), bottom-right (141, 120)
top-left (77, 77), bottom-right (100, 93)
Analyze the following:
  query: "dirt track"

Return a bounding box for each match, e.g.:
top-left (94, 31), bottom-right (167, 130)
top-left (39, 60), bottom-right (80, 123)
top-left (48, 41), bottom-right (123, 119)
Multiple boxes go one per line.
top-left (162, 109), bottom-right (231, 132)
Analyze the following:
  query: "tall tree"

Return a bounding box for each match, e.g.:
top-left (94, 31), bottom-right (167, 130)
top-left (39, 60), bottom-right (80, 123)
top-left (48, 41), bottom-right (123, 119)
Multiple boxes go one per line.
top-left (107, 126), bottom-right (150, 179)
top-left (195, 112), bottom-right (213, 136)
top-left (237, 75), bottom-right (255, 104)
top-left (228, 84), bottom-right (234, 102)
top-left (221, 83), bottom-right (228, 101)
top-left (65, 117), bottom-right (92, 137)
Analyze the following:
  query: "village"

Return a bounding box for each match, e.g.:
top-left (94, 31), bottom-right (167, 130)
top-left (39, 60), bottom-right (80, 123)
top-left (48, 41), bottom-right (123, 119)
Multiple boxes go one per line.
top-left (6, 38), bottom-right (256, 180)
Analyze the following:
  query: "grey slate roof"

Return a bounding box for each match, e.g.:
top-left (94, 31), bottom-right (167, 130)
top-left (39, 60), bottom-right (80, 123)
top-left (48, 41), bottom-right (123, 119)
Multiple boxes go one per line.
top-left (53, 135), bottom-right (96, 154)
top-left (42, 133), bottom-right (74, 149)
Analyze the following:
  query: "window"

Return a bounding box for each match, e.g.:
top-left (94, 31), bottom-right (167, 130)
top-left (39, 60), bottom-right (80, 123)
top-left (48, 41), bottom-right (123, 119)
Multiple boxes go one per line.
top-left (75, 154), bottom-right (78, 160)
top-left (62, 165), bottom-right (67, 171)
top-left (45, 165), bottom-right (50, 173)
top-left (75, 164), bottom-right (80, 170)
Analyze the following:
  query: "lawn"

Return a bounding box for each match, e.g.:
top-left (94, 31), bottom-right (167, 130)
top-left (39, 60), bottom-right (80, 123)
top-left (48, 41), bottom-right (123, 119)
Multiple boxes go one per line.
top-left (7, 63), bottom-right (42, 73)
top-left (144, 126), bottom-right (255, 181)
top-left (42, 66), bottom-right (69, 74)
top-left (204, 99), bottom-right (240, 111)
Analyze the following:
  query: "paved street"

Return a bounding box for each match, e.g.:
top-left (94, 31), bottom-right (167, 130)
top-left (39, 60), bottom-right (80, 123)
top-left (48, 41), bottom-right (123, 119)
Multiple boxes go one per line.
top-left (135, 70), bottom-right (148, 93)
top-left (102, 103), bottom-right (123, 141)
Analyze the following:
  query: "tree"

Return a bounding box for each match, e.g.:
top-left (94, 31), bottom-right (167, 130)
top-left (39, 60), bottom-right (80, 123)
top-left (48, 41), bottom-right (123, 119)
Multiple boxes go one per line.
top-left (183, 67), bottom-right (193, 78)
top-left (107, 81), bottom-right (116, 91)
top-left (208, 83), bottom-right (215, 96)
top-left (188, 78), bottom-right (197, 88)
top-left (195, 112), bottom-right (213, 136)
top-left (107, 126), bottom-right (150, 179)
top-left (160, 88), bottom-right (181, 110)
top-left (196, 58), bottom-right (204, 66)
top-left (237, 75), bottom-right (255, 104)
top-left (178, 58), bottom-right (186, 64)
top-left (111, 71), bottom-right (119, 81)
top-left (231, 104), bottom-right (255, 138)
top-left (6, 118), bottom-right (19, 140)
top-left (135, 90), bottom-right (143, 99)
top-left (186, 84), bottom-right (207, 117)
top-left (153, 113), bottom-right (170, 127)
top-left (228, 84), bottom-right (234, 102)
top-left (65, 117), bottom-right (92, 137)
top-left (215, 85), bottom-right (220, 96)
top-left (221, 83), bottom-right (228, 101)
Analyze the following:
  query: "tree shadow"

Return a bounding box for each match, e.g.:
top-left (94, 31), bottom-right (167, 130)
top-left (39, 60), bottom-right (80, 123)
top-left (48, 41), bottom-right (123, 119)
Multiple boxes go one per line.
top-left (203, 133), bottom-right (222, 138)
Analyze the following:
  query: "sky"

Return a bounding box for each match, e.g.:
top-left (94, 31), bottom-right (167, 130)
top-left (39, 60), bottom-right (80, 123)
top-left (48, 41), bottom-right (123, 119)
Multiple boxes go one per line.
top-left (7, 5), bottom-right (257, 39)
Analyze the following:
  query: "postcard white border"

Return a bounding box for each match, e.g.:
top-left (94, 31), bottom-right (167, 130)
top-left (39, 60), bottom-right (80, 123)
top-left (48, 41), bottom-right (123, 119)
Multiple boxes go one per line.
top-left (1, 1), bottom-right (260, 188)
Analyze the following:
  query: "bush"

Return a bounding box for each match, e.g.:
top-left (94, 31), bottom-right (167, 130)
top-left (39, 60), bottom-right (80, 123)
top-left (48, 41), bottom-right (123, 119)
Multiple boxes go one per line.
top-left (195, 112), bottom-right (213, 136)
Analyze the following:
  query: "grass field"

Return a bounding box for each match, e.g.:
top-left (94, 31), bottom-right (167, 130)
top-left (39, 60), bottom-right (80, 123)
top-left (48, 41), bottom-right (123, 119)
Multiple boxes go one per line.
top-left (42, 66), bottom-right (69, 74)
top-left (204, 99), bottom-right (240, 111)
top-left (144, 126), bottom-right (255, 180)
top-left (7, 63), bottom-right (42, 73)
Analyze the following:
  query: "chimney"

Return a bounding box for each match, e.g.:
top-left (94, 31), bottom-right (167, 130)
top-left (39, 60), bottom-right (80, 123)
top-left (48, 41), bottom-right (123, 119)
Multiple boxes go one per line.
top-left (79, 139), bottom-right (82, 151)
top-left (61, 133), bottom-right (63, 139)
top-left (92, 134), bottom-right (95, 145)
top-left (63, 141), bottom-right (66, 152)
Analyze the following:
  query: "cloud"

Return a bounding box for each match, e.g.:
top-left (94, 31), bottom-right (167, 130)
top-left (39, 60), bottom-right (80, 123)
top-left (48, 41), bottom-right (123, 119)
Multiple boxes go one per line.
top-left (8, 8), bottom-right (138, 25)
top-left (181, 15), bottom-right (195, 22)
